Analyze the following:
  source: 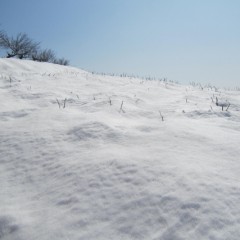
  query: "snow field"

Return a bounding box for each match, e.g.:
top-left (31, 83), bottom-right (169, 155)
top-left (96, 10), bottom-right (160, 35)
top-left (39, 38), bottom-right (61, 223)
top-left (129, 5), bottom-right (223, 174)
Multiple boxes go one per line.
top-left (0, 58), bottom-right (240, 239)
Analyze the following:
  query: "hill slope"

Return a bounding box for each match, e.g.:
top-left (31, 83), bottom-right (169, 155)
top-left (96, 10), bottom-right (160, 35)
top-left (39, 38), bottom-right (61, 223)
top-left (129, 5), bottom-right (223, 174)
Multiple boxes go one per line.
top-left (0, 58), bottom-right (240, 240)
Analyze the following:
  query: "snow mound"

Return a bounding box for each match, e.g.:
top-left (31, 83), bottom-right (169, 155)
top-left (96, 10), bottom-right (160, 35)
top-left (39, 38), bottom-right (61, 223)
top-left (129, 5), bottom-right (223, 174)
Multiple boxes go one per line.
top-left (67, 121), bottom-right (121, 142)
top-left (0, 58), bottom-right (240, 240)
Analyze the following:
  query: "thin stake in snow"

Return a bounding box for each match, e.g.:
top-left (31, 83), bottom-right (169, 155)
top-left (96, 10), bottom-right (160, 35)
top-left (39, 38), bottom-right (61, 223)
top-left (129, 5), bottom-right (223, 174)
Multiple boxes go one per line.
top-left (159, 111), bottom-right (164, 121)
top-left (120, 101), bottom-right (125, 113)
top-left (56, 98), bottom-right (61, 108)
top-left (63, 98), bottom-right (67, 108)
top-left (226, 103), bottom-right (230, 111)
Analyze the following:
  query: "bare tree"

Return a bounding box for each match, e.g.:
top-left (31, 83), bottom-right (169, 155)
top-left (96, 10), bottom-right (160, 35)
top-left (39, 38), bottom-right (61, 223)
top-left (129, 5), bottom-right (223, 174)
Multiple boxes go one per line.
top-left (32, 49), bottom-right (55, 62)
top-left (0, 32), bottom-right (39, 59)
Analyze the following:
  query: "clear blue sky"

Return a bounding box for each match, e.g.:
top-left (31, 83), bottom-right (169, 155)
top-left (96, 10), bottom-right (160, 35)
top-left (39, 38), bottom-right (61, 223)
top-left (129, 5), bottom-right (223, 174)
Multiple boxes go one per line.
top-left (1, 0), bottom-right (240, 87)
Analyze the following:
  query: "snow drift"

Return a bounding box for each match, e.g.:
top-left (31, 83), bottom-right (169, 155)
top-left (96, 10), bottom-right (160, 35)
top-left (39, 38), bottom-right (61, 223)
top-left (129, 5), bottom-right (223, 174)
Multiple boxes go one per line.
top-left (0, 58), bottom-right (240, 240)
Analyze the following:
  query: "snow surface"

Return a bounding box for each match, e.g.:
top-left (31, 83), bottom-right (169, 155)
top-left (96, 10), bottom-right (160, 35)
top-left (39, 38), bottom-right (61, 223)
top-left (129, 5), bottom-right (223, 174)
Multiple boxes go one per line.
top-left (0, 58), bottom-right (240, 240)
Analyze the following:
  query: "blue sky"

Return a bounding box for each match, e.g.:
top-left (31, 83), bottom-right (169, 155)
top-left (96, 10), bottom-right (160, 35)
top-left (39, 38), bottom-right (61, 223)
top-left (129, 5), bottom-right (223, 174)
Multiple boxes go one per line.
top-left (1, 0), bottom-right (240, 87)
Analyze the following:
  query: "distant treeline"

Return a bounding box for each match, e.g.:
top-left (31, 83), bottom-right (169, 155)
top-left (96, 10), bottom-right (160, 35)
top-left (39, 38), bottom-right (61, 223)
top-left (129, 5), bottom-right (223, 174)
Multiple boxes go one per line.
top-left (0, 29), bottom-right (69, 65)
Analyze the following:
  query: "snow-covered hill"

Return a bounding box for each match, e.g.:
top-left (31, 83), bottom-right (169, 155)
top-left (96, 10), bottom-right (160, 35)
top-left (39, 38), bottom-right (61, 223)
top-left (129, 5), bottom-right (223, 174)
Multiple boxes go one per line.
top-left (0, 58), bottom-right (240, 240)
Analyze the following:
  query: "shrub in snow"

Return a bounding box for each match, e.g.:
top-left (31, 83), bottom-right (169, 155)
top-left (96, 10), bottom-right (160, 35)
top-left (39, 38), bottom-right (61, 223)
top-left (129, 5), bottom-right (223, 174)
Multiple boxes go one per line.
top-left (32, 49), bottom-right (56, 63)
top-left (32, 49), bottom-right (69, 66)
top-left (53, 58), bottom-right (69, 66)
top-left (216, 97), bottom-right (230, 111)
